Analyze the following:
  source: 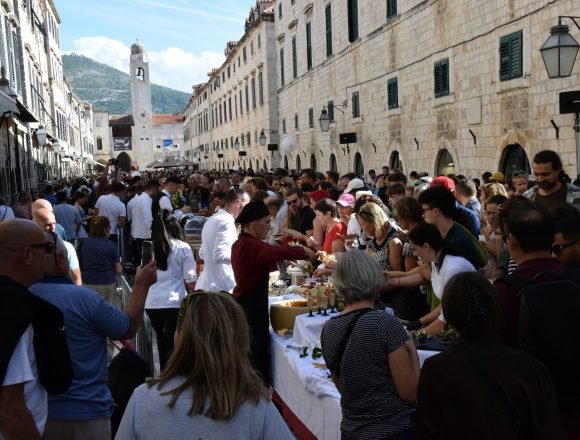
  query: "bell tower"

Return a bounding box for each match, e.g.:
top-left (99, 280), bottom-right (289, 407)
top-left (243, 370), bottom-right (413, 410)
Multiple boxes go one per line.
top-left (129, 40), bottom-right (153, 169)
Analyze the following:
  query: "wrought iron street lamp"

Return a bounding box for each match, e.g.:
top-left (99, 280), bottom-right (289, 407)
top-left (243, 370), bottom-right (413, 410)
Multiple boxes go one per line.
top-left (35, 125), bottom-right (47, 146)
top-left (259, 128), bottom-right (278, 146)
top-left (541, 16), bottom-right (580, 178)
top-left (234, 137), bottom-right (240, 150)
top-left (319, 103), bottom-right (346, 132)
top-left (540, 17), bottom-right (580, 78)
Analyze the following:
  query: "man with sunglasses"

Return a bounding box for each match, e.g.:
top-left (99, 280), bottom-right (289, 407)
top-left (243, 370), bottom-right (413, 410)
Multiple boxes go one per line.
top-left (284, 188), bottom-right (315, 237)
top-left (553, 217), bottom-right (580, 268)
top-left (0, 219), bottom-right (73, 439)
top-left (29, 231), bottom-right (157, 440)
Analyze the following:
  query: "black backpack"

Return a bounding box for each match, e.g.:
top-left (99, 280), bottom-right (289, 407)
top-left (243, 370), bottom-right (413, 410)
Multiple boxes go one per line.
top-left (499, 269), bottom-right (580, 405)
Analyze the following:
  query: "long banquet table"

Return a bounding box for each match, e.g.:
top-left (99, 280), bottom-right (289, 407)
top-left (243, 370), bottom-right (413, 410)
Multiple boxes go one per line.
top-left (270, 312), bottom-right (440, 439)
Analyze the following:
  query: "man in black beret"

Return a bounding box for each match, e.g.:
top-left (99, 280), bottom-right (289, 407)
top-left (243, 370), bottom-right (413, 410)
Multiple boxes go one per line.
top-left (232, 200), bottom-right (314, 385)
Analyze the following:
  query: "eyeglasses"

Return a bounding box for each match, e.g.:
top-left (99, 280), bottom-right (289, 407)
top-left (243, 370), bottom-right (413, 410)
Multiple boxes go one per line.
top-left (551, 239), bottom-right (580, 256)
top-left (29, 241), bottom-right (55, 254)
top-left (287, 198), bottom-right (300, 205)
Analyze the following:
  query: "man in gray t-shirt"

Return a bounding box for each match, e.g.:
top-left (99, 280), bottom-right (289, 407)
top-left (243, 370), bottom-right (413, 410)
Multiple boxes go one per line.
top-left (54, 192), bottom-right (81, 242)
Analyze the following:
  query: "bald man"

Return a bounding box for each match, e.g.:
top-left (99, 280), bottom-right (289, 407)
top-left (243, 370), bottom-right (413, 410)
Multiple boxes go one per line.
top-left (32, 209), bottom-right (82, 286)
top-left (32, 200), bottom-right (67, 240)
top-left (0, 219), bottom-right (72, 439)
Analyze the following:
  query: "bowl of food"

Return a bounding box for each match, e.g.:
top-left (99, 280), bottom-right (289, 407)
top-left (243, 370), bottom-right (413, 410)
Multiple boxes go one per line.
top-left (270, 299), bottom-right (315, 332)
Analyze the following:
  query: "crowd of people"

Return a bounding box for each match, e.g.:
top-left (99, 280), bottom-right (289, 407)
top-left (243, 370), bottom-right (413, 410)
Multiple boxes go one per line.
top-left (1, 148), bottom-right (580, 439)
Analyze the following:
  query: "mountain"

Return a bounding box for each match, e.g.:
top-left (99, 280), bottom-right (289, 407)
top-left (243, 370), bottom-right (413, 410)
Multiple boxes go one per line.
top-left (62, 54), bottom-right (190, 115)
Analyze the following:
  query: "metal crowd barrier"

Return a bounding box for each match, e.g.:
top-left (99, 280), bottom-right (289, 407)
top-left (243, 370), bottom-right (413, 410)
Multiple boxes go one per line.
top-left (118, 276), bottom-right (156, 376)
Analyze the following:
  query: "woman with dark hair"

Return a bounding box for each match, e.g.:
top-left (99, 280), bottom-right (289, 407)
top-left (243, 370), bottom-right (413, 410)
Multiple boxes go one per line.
top-left (321, 249), bottom-right (419, 440)
top-left (116, 292), bottom-right (293, 440)
top-left (146, 209), bottom-right (197, 370)
top-left (13, 192), bottom-right (32, 219)
top-left (394, 197), bottom-right (424, 271)
top-left (80, 215), bottom-right (122, 304)
top-left (394, 222), bottom-right (475, 335)
top-left (414, 272), bottom-right (565, 439)
top-left (314, 198), bottom-right (346, 253)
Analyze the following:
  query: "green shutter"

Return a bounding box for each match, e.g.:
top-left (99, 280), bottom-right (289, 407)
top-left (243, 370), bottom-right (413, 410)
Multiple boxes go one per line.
top-left (328, 100), bottom-right (334, 121)
top-left (434, 62), bottom-right (441, 97)
top-left (441, 59), bottom-right (449, 96)
top-left (388, 78), bottom-right (398, 109)
top-left (349, 0), bottom-right (359, 42)
top-left (499, 36), bottom-right (510, 80)
top-left (510, 32), bottom-right (522, 78)
top-left (387, 0), bottom-right (397, 19)
top-left (325, 4), bottom-right (333, 57)
top-left (306, 22), bottom-right (312, 70)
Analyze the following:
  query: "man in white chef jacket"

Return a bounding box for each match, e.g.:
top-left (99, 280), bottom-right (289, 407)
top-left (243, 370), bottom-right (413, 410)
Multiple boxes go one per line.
top-left (196, 188), bottom-right (249, 292)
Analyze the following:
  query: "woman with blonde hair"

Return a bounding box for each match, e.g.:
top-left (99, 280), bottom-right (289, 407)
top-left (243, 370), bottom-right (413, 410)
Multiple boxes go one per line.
top-left (358, 202), bottom-right (402, 272)
top-left (115, 292), bottom-right (293, 440)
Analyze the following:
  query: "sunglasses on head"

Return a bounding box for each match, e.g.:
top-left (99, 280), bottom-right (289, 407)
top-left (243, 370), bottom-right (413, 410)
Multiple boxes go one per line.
top-left (29, 240), bottom-right (55, 254)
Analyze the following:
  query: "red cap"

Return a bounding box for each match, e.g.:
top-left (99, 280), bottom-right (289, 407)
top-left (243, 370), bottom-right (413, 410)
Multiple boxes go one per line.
top-left (309, 189), bottom-right (331, 204)
top-left (430, 176), bottom-right (455, 190)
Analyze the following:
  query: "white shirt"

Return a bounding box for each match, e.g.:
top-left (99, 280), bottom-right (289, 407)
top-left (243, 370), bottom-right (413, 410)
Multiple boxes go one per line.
top-left (126, 195), bottom-right (139, 223)
top-left (145, 239), bottom-right (196, 309)
top-left (431, 254), bottom-right (476, 322)
top-left (1, 326), bottom-right (47, 439)
top-left (196, 209), bottom-right (237, 293)
top-left (130, 193), bottom-right (153, 239)
top-left (95, 194), bottom-right (126, 235)
top-left (159, 190), bottom-right (184, 221)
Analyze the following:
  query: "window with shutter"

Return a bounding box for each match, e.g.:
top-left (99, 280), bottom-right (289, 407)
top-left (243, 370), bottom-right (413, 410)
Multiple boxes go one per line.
top-left (328, 100), bottom-right (335, 121)
top-left (280, 48), bottom-right (285, 86)
top-left (258, 71), bottom-right (264, 105)
top-left (348, 0), bottom-right (359, 42)
top-left (499, 31), bottom-right (523, 81)
top-left (387, 0), bottom-right (397, 20)
top-left (309, 108), bottom-right (314, 128)
top-left (283, 118), bottom-right (287, 134)
top-left (352, 92), bottom-right (360, 118)
top-left (251, 78), bottom-right (256, 109)
top-left (325, 4), bottom-right (333, 57)
top-left (292, 37), bottom-right (297, 79)
top-left (294, 113), bottom-right (299, 130)
top-left (306, 22), bottom-right (312, 71)
top-left (388, 78), bottom-right (398, 109)
top-left (434, 59), bottom-right (449, 98)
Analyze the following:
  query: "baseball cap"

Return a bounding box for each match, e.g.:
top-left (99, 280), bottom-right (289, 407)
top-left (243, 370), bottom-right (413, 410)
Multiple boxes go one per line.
top-left (490, 172), bottom-right (505, 182)
top-left (430, 176), bottom-right (455, 190)
top-left (343, 178), bottom-right (365, 194)
top-left (336, 194), bottom-right (355, 208)
top-left (309, 189), bottom-right (331, 204)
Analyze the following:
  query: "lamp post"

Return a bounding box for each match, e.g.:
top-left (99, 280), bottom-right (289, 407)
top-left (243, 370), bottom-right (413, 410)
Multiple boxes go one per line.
top-left (319, 103), bottom-right (346, 132)
top-left (541, 16), bottom-right (580, 177)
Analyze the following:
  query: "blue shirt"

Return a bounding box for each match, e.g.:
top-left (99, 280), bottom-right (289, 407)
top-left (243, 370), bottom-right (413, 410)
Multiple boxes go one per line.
top-left (30, 276), bottom-right (130, 420)
top-left (54, 203), bottom-right (81, 241)
top-left (43, 194), bottom-right (58, 206)
top-left (79, 237), bottom-right (119, 284)
top-left (454, 201), bottom-right (481, 237)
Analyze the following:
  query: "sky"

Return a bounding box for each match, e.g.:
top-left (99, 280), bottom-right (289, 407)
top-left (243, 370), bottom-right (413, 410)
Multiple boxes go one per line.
top-left (57, 0), bottom-right (253, 93)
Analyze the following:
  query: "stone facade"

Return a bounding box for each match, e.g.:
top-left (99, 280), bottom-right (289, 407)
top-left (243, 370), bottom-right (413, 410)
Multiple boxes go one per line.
top-left (184, 1), bottom-right (279, 171)
top-left (0, 0), bottom-right (95, 202)
top-left (273, 0), bottom-right (580, 178)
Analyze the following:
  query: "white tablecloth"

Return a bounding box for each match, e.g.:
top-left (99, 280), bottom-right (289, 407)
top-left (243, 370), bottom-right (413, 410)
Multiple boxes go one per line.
top-left (271, 331), bottom-right (342, 440)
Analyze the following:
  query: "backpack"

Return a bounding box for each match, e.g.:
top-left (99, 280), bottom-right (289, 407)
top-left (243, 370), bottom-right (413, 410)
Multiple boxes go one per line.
top-left (499, 269), bottom-right (580, 405)
top-left (108, 342), bottom-right (152, 438)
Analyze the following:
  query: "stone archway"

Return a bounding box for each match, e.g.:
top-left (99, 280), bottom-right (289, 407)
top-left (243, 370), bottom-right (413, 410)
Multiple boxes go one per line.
top-left (296, 155), bottom-right (302, 173)
top-left (116, 152), bottom-right (132, 172)
top-left (284, 155), bottom-right (289, 170)
top-left (353, 152), bottom-right (364, 177)
top-left (435, 149), bottom-right (455, 176)
top-left (329, 153), bottom-right (338, 173)
top-left (389, 150), bottom-right (402, 172)
top-left (500, 144), bottom-right (531, 179)
top-left (310, 153), bottom-right (317, 171)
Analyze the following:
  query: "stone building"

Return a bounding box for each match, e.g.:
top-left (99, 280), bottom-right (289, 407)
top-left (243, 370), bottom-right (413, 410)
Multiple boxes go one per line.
top-left (273, 0), bottom-right (580, 178)
top-left (0, 0), bottom-right (95, 202)
top-left (96, 42), bottom-right (185, 171)
top-left (183, 1), bottom-right (279, 171)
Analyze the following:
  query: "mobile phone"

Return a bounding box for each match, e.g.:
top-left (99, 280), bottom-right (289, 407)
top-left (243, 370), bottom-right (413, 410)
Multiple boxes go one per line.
top-left (141, 241), bottom-right (153, 267)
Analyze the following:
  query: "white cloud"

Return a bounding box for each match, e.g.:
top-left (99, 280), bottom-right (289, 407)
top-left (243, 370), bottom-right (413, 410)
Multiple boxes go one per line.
top-left (66, 36), bottom-right (224, 93)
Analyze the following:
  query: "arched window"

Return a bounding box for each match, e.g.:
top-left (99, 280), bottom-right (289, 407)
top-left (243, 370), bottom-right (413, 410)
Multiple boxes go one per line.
top-left (389, 151), bottom-right (402, 172)
top-left (354, 152), bottom-right (364, 177)
top-left (136, 67), bottom-right (145, 81)
top-left (435, 149), bottom-right (455, 176)
top-left (284, 155), bottom-right (289, 170)
top-left (310, 154), bottom-right (317, 171)
top-left (329, 153), bottom-right (338, 173)
top-left (296, 155), bottom-right (302, 173)
top-left (500, 144), bottom-right (530, 180)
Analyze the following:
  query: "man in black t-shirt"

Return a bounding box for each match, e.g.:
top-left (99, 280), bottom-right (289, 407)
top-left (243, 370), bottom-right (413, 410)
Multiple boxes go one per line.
top-left (285, 188), bottom-right (315, 235)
